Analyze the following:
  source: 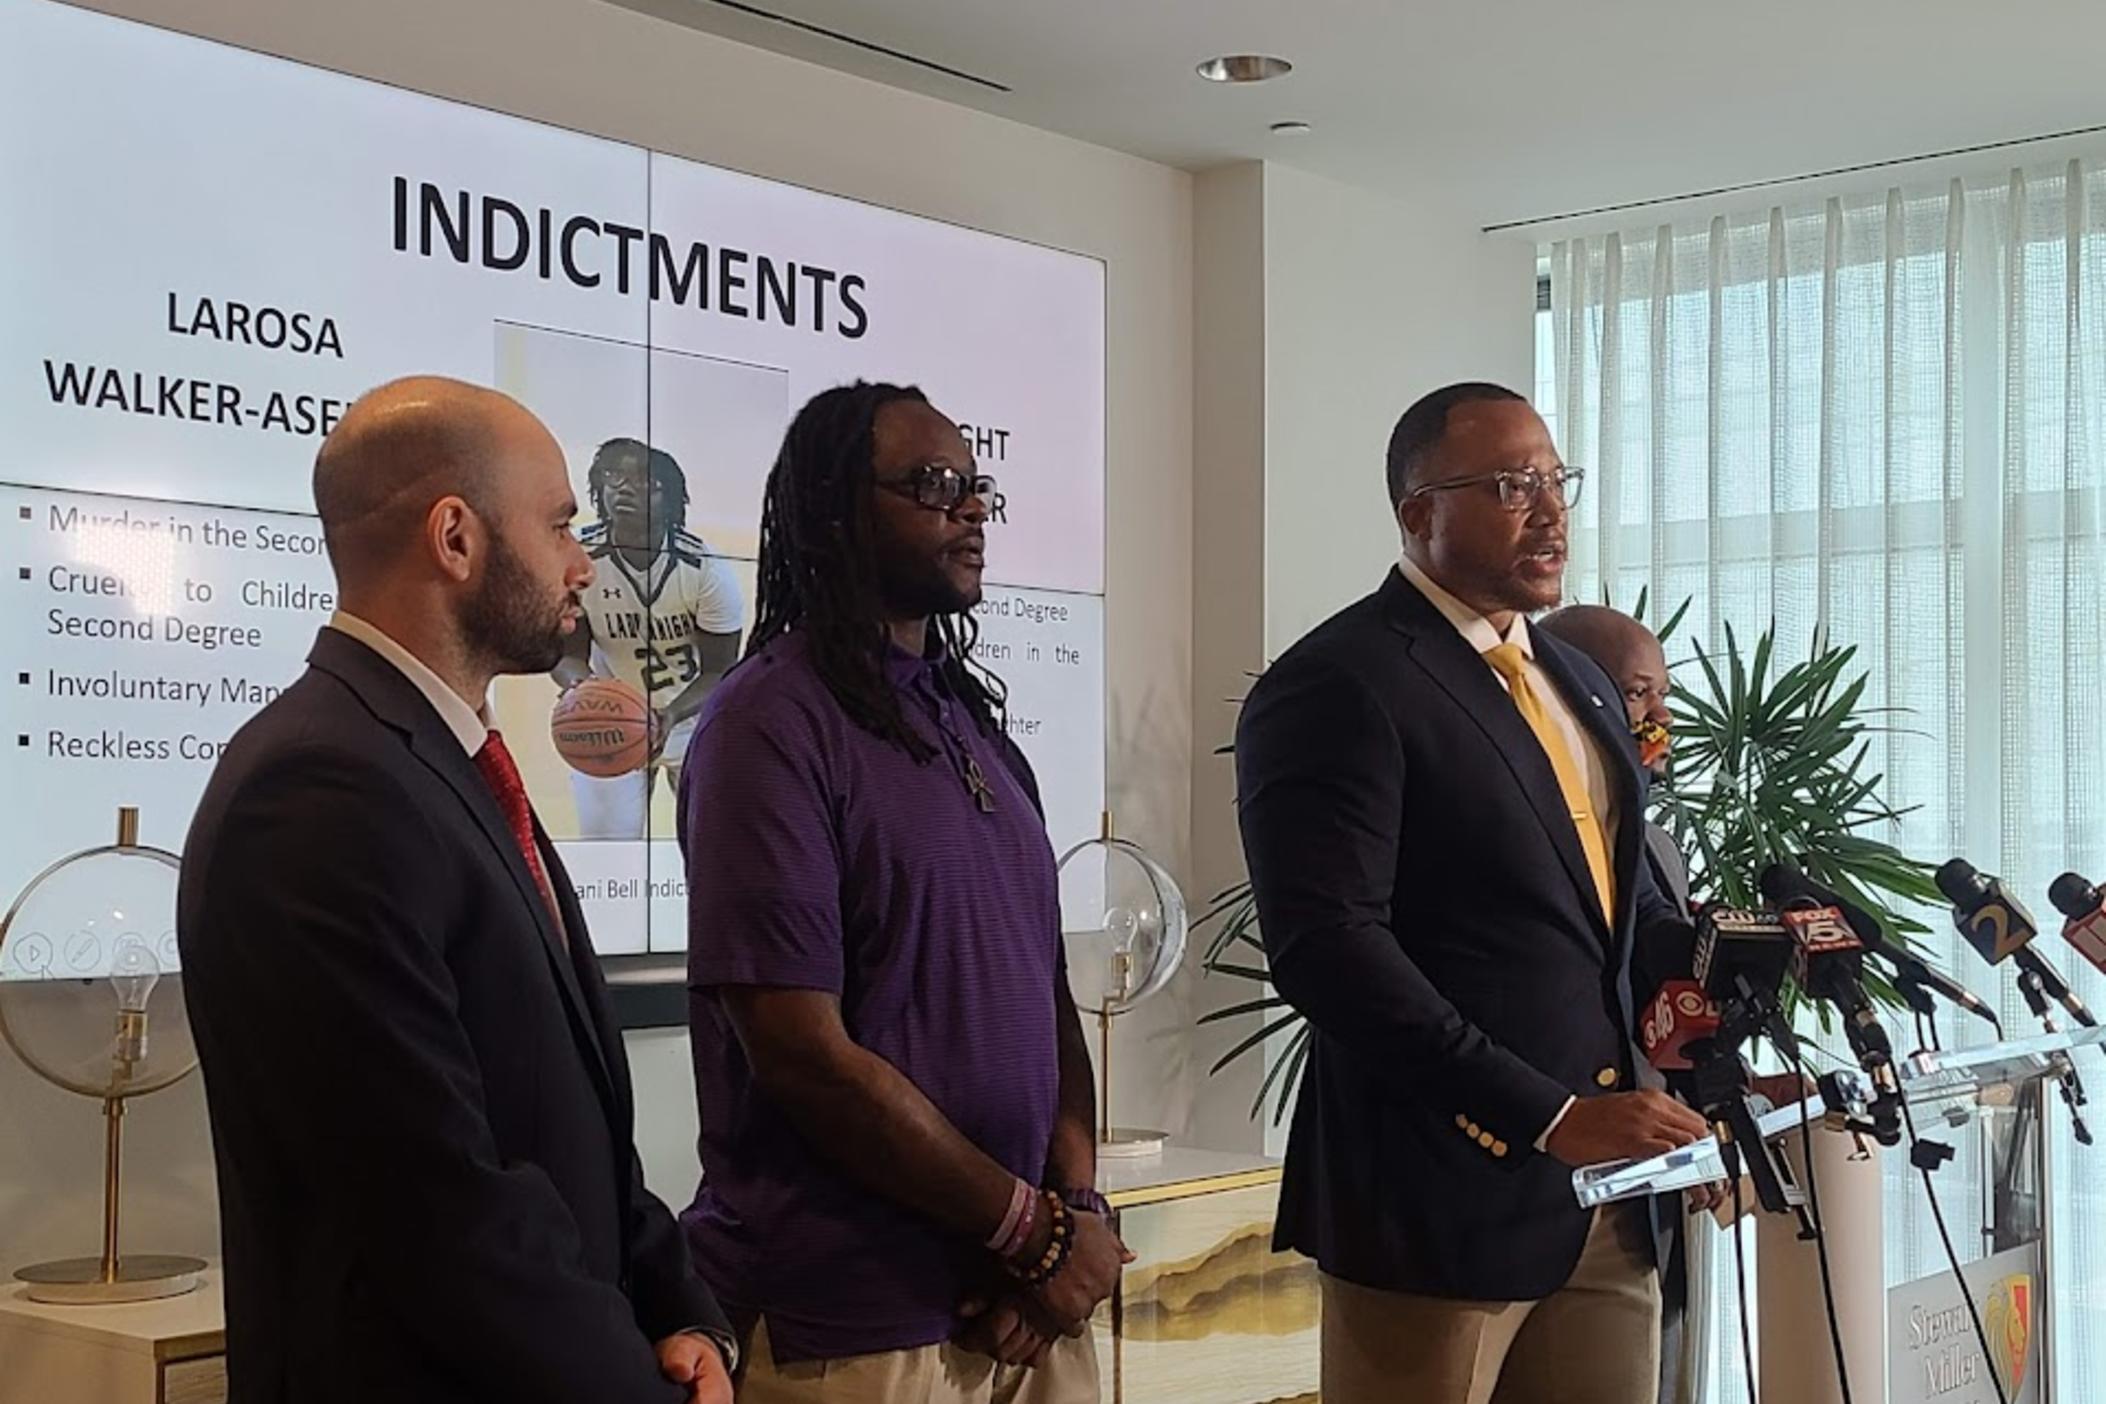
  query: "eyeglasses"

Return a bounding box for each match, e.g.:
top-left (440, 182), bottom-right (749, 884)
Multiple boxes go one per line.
top-left (875, 464), bottom-right (998, 514)
top-left (1407, 466), bottom-right (1585, 513)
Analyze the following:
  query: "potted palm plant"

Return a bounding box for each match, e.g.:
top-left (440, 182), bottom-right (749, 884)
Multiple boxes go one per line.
top-left (1199, 607), bottom-right (1941, 1125)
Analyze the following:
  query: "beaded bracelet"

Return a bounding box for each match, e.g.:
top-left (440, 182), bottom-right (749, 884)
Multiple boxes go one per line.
top-left (1004, 1191), bottom-right (1074, 1287)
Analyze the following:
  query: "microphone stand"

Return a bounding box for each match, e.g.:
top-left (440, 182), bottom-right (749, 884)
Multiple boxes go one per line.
top-left (1684, 972), bottom-right (1816, 1237)
top-left (2013, 967), bottom-right (2094, 1146)
top-left (1832, 1003), bottom-right (1905, 1148)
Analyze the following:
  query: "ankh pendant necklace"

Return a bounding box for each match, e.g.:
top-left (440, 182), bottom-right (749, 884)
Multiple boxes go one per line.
top-left (924, 693), bottom-right (997, 814)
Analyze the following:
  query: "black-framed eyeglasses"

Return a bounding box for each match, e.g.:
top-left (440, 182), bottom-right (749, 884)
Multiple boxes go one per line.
top-left (1407, 466), bottom-right (1585, 513)
top-left (875, 464), bottom-right (998, 514)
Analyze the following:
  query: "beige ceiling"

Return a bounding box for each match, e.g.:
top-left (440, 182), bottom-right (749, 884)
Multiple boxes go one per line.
top-left (606, 0), bottom-right (2106, 230)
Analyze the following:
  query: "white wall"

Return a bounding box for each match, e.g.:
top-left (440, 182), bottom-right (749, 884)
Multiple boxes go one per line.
top-left (1184, 163), bottom-right (1270, 1151)
top-left (1262, 164), bottom-right (1538, 654)
top-left (0, 0), bottom-right (1193, 1268)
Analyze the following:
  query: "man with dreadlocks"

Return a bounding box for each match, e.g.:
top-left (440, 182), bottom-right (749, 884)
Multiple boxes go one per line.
top-left (676, 382), bottom-right (1120, 1402)
top-left (553, 437), bottom-right (744, 838)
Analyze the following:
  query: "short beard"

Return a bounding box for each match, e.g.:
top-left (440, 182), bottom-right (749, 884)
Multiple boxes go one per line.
top-left (874, 541), bottom-right (977, 623)
top-left (460, 530), bottom-right (572, 675)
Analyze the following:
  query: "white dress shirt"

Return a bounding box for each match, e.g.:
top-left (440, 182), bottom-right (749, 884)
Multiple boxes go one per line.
top-left (327, 610), bottom-right (488, 755)
top-left (1395, 555), bottom-right (1622, 1151)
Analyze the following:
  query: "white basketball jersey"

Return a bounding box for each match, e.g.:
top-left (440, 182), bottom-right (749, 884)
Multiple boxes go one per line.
top-left (579, 525), bottom-right (745, 705)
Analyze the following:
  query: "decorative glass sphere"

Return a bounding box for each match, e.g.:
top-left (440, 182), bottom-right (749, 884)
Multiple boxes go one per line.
top-left (0, 840), bottom-right (193, 1100)
top-left (1057, 835), bottom-right (1187, 1014)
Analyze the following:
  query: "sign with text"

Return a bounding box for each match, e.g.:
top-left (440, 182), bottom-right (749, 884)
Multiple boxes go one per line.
top-left (0, 0), bottom-right (1106, 971)
top-left (1887, 1242), bottom-right (2042, 1404)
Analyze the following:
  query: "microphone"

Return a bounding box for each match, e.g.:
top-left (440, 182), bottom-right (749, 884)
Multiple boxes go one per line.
top-left (1692, 904), bottom-right (1794, 1002)
top-left (1640, 980), bottom-right (1719, 1071)
top-left (1674, 906), bottom-right (1822, 1219)
top-left (2048, 872), bottom-right (2106, 976)
top-left (1973, 866), bottom-right (2100, 1147)
top-left (1758, 867), bottom-right (2001, 1033)
top-left (1758, 865), bottom-right (1901, 1126)
top-left (1937, 859), bottom-right (2097, 1029)
top-left (1757, 866), bottom-right (1871, 1011)
top-left (1780, 901), bottom-right (1874, 1014)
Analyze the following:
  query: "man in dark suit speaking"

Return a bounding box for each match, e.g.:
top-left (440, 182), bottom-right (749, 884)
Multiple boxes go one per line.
top-left (179, 377), bottom-right (733, 1404)
top-left (1235, 383), bottom-right (1708, 1403)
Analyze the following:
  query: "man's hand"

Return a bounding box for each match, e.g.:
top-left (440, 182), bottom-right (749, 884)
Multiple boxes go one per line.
top-left (1029, 1210), bottom-right (1133, 1335)
top-left (1545, 1090), bottom-right (1710, 1167)
top-left (957, 1293), bottom-right (1057, 1368)
top-left (1669, 1077), bottom-right (1810, 1217)
top-left (1683, 1180), bottom-right (1728, 1215)
top-left (656, 1332), bottom-right (734, 1404)
top-left (648, 708), bottom-right (670, 763)
top-left (1750, 1071), bottom-right (1815, 1110)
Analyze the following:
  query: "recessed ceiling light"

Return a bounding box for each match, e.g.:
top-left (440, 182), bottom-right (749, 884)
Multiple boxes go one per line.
top-left (1196, 54), bottom-right (1292, 84)
top-left (1270, 121), bottom-right (1313, 136)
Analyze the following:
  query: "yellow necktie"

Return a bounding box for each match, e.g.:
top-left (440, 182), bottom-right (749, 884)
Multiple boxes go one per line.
top-left (1483, 643), bottom-right (1615, 921)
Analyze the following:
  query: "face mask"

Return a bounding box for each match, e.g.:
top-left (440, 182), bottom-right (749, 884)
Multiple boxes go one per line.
top-left (1634, 717), bottom-right (1670, 771)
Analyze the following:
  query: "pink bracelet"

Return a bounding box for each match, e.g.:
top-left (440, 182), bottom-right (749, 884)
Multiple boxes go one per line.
top-left (986, 1177), bottom-right (1032, 1256)
top-left (1001, 1188), bottom-right (1040, 1261)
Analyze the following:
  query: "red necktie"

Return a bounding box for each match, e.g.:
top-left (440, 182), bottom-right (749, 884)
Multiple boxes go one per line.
top-left (474, 730), bottom-right (566, 947)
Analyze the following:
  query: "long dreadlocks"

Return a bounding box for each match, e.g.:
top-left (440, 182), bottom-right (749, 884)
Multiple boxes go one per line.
top-left (587, 437), bottom-right (690, 537)
top-left (748, 381), bottom-right (1008, 762)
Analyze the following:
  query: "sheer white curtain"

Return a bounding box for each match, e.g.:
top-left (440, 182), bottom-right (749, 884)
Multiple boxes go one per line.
top-left (1545, 159), bottom-right (2106, 1403)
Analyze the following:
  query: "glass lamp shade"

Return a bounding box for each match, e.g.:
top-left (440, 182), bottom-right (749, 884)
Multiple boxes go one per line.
top-left (0, 839), bottom-right (193, 1100)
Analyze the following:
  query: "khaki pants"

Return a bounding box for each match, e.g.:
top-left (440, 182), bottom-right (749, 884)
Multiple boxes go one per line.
top-left (738, 1316), bottom-right (1101, 1404)
top-left (1321, 1206), bottom-right (1661, 1404)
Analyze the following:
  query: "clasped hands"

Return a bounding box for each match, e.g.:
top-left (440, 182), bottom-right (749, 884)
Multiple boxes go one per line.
top-left (955, 1209), bottom-right (1132, 1368)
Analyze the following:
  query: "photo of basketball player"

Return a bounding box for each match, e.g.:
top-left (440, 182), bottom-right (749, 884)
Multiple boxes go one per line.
top-left (552, 437), bottom-right (744, 839)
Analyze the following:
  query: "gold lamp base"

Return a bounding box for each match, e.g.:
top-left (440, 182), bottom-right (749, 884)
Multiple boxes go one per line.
top-left (15, 1254), bottom-right (206, 1305)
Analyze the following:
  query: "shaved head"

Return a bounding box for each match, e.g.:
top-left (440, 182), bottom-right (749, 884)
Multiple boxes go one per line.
top-left (1537, 605), bottom-right (1656, 678)
top-left (1539, 604), bottom-right (1672, 752)
top-left (310, 375), bottom-right (592, 682)
top-left (313, 376), bottom-right (541, 586)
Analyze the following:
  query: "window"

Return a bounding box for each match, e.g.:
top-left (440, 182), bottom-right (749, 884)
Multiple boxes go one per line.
top-left (1544, 164), bottom-right (2106, 1402)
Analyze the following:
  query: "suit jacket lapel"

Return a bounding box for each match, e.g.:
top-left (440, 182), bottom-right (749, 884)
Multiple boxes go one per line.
top-left (538, 832), bottom-right (630, 1120)
top-left (406, 724), bottom-right (618, 1104)
top-left (308, 630), bottom-right (619, 1113)
top-left (1380, 576), bottom-right (1611, 948)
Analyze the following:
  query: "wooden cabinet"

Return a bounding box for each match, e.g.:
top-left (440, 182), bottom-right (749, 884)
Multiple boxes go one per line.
top-left (2, 1155), bottom-right (1321, 1404)
top-left (0, 1271), bottom-right (226, 1404)
top-left (1098, 1148), bottom-right (1319, 1404)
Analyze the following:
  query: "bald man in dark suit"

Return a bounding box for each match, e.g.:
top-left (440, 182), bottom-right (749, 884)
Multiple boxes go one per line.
top-left (180, 378), bottom-right (732, 1404)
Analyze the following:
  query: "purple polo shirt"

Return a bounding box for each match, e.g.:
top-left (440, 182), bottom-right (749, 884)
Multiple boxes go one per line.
top-left (676, 632), bottom-right (1064, 1363)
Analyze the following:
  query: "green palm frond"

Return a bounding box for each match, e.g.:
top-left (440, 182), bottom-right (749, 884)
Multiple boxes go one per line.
top-left (1658, 621), bottom-right (1940, 979)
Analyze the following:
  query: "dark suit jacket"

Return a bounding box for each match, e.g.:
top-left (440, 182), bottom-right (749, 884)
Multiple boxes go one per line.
top-left (1235, 570), bottom-right (1691, 1300)
top-left (178, 628), bottom-right (725, 1404)
top-left (1644, 822), bottom-right (1693, 915)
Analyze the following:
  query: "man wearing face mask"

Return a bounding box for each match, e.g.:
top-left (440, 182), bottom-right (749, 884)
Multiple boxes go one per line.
top-left (1235, 383), bottom-right (1707, 1404)
top-left (1537, 604), bottom-right (1704, 1404)
top-left (1536, 605), bottom-right (1686, 912)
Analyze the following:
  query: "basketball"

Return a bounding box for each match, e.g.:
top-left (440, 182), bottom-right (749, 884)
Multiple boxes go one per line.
top-left (551, 678), bottom-right (651, 777)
